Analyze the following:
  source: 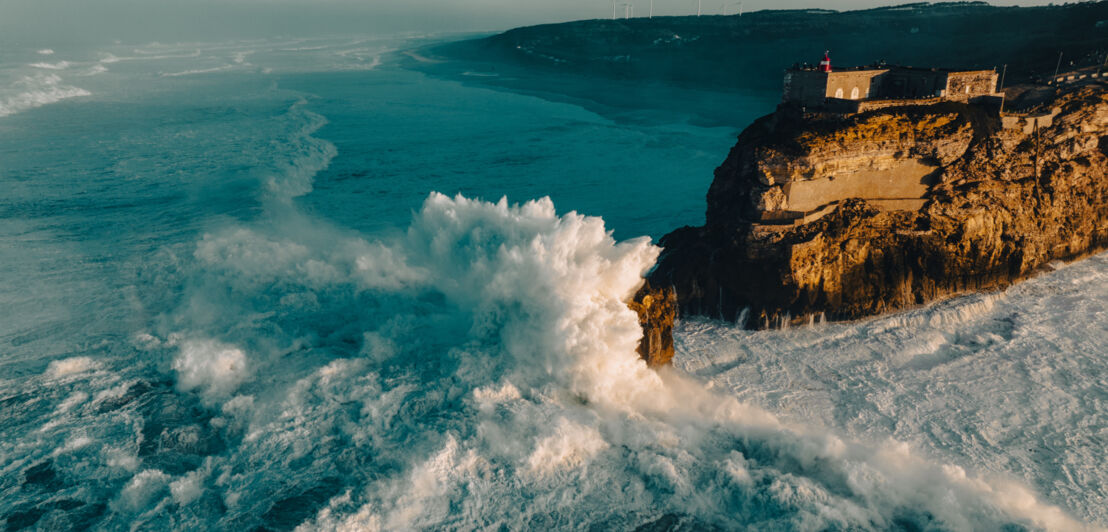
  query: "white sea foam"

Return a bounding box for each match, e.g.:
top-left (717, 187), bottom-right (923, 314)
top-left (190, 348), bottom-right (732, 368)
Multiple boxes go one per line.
top-left (0, 73), bottom-right (90, 118)
top-left (56, 391), bottom-right (89, 412)
top-left (103, 447), bottom-right (141, 472)
top-left (359, 55), bottom-right (382, 71)
top-left (676, 251), bottom-right (1108, 528)
top-left (280, 45), bottom-right (329, 52)
top-left (161, 64), bottom-right (234, 77)
top-left (30, 61), bottom-right (70, 70)
top-left (83, 64), bottom-right (109, 76)
top-left (45, 356), bottom-right (99, 378)
top-left (116, 470), bottom-right (171, 512)
top-left (58, 434), bottom-right (95, 454)
top-left (170, 461), bottom-right (212, 506)
top-left (232, 51), bottom-right (254, 64)
top-left (37, 48), bottom-right (55, 55)
top-left (333, 48), bottom-right (385, 70)
top-left (172, 338), bottom-right (249, 402)
top-left (260, 100), bottom-right (337, 200)
top-left (526, 418), bottom-right (610, 475)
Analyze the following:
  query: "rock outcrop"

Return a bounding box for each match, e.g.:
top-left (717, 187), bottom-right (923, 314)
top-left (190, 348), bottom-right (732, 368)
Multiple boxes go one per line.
top-left (628, 281), bottom-right (677, 367)
top-left (642, 85), bottom-right (1108, 329)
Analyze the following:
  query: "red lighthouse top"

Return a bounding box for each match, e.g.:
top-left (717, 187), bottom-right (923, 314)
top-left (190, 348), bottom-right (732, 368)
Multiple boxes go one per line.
top-left (819, 51), bottom-right (832, 73)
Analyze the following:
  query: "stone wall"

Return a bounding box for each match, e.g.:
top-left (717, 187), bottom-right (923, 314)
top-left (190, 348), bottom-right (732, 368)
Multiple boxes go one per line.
top-left (855, 96), bottom-right (945, 112)
top-left (782, 67), bottom-right (999, 110)
top-left (1001, 107), bottom-right (1060, 134)
top-left (779, 159), bottom-right (939, 212)
top-left (824, 69), bottom-right (886, 100)
top-left (784, 68), bottom-right (887, 106)
top-left (783, 70), bottom-right (829, 107)
top-left (882, 69), bottom-right (948, 98)
top-left (945, 70), bottom-right (998, 100)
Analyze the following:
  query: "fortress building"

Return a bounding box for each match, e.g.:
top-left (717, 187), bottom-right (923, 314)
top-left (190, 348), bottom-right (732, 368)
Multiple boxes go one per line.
top-left (783, 53), bottom-right (1002, 113)
top-left (741, 53), bottom-right (1010, 228)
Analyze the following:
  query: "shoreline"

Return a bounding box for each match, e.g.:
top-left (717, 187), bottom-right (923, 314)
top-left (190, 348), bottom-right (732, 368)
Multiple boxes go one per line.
top-left (396, 39), bottom-right (779, 130)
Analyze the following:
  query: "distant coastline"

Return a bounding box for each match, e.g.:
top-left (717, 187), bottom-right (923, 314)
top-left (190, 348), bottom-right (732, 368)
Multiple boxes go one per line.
top-left (416, 2), bottom-right (1108, 109)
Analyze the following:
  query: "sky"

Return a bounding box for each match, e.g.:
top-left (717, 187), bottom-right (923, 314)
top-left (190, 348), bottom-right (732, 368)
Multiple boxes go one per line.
top-left (0, 0), bottom-right (1067, 45)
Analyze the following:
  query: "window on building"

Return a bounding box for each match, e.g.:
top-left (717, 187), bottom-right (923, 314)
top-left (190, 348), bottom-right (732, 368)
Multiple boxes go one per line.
top-left (850, 87), bottom-right (860, 99)
top-left (835, 88), bottom-right (843, 98)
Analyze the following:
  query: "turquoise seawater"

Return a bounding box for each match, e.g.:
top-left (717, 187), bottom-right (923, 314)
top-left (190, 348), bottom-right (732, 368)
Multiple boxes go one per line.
top-left (1, 34), bottom-right (1105, 531)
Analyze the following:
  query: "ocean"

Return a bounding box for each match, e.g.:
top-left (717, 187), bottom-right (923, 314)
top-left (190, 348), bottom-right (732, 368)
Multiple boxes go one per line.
top-left (1, 34), bottom-right (1105, 531)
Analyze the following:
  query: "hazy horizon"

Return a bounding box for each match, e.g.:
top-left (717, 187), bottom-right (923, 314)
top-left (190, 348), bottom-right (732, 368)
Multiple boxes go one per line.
top-left (0, 0), bottom-right (1069, 45)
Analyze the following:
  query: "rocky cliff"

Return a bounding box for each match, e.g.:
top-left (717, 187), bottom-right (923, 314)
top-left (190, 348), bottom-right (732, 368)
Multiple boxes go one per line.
top-left (642, 84), bottom-right (1108, 331)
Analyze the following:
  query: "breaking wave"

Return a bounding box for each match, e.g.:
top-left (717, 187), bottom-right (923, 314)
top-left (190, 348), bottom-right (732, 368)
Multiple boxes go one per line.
top-left (161, 65), bottom-right (235, 77)
top-left (231, 51), bottom-right (253, 65)
top-left (29, 61), bottom-right (71, 70)
top-left (0, 73), bottom-right (90, 118)
top-left (83, 64), bottom-right (109, 76)
top-left (16, 190), bottom-right (1084, 529)
top-left (258, 99), bottom-right (337, 201)
top-left (334, 48), bottom-right (385, 71)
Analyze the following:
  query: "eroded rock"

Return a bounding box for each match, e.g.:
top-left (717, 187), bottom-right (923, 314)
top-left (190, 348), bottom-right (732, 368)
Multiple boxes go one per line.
top-left (628, 280), bottom-right (677, 367)
top-left (641, 85), bottom-right (1108, 330)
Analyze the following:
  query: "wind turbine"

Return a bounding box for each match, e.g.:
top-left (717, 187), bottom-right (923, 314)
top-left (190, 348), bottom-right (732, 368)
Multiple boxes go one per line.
top-left (620, 2), bottom-right (634, 18)
top-left (650, 0), bottom-right (654, 18)
top-left (723, 1), bottom-right (743, 15)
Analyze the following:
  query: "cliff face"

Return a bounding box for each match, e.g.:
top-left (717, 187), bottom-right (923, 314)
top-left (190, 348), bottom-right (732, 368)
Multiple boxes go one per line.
top-left (646, 86), bottom-right (1108, 328)
top-left (707, 104), bottom-right (978, 226)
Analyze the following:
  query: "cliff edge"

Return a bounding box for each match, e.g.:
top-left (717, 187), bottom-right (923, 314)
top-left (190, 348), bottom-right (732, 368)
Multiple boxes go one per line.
top-left (643, 84), bottom-right (1108, 330)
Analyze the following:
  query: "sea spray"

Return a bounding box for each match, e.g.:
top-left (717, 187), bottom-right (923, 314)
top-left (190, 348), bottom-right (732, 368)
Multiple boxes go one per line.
top-left (5, 186), bottom-right (1090, 529)
top-left (161, 192), bottom-right (1084, 530)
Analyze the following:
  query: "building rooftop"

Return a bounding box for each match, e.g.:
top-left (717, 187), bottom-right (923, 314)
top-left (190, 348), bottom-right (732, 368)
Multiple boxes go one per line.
top-left (788, 63), bottom-right (994, 74)
top-left (789, 63), bottom-right (888, 72)
top-left (891, 65), bottom-right (996, 73)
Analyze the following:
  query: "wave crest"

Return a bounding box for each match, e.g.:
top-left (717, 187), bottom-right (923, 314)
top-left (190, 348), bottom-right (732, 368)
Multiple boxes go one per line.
top-left (0, 73), bottom-right (90, 118)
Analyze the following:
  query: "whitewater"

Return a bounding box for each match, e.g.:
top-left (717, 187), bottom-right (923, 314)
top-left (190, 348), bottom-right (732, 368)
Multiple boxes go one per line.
top-left (0, 35), bottom-right (1105, 531)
